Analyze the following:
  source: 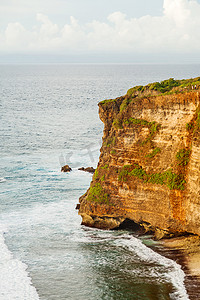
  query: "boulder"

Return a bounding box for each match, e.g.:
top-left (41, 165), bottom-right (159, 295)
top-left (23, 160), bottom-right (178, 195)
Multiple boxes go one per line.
top-left (61, 165), bottom-right (72, 172)
top-left (75, 204), bottom-right (80, 210)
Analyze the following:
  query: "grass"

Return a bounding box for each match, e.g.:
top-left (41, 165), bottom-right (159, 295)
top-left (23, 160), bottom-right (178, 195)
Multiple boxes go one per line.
top-left (93, 169), bottom-right (99, 180)
top-left (127, 85), bottom-right (144, 96)
top-left (118, 164), bottom-right (186, 190)
top-left (101, 175), bottom-right (105, 181)
top-left (176, 149), bottom-right (191, 166)
top-left (120, 97), bottom-right (133, 112)
top-left (123, 118), bottom-right (160, 133)
top-left (186, 108), bottom-right (200, 135)
top-left (113, 117), bottom-right (160, 145)
top-left (118, 165), bottom-right (132, 182)
top-left (101, 164), bottom-right (109, 169)
top-left (100, 77), bottom-right (200, 115)
top-left (197, 111), bottom-right (200, 123)
top-left (124, 118), bottom-right (149, 126)
top-left (99, 98), bottom-right (117, 105)
top-left (113, 119), bottom-right (123, 129)
top-left (87, 183), bottom-right (110, 205)
top-left (127, 77), bottom-right (200, 98)
top-left (195, 111), bottom-right (200, 131)
top-left (111, 150), bottom-right (116, 155)
top-left (144, 122), bottom-right (160, 143)
top-left (148, 78), bottom-right (179, 94)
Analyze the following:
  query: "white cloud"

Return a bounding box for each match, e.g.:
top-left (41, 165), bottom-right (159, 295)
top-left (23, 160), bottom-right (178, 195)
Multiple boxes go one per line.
top-left (4, 23), bottom-right (35, 51)
top-left (1, 0), bottom-right (200, 55)
top-left (34, 14), bottom-right (59, 49)
top-left (163, 0), bottom-right (191, 27)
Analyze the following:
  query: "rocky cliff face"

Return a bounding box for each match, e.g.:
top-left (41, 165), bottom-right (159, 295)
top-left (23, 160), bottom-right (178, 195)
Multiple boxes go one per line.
top-left (78, 78), bottom-right (200, 238)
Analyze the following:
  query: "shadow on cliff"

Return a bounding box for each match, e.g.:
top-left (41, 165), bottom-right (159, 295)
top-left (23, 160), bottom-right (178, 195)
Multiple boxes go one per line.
top-left (113, 218), bottom-right (153, 235)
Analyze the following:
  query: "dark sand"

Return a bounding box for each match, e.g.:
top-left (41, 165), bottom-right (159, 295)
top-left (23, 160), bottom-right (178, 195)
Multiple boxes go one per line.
top-left (159, 236), bottom-right (200, 299)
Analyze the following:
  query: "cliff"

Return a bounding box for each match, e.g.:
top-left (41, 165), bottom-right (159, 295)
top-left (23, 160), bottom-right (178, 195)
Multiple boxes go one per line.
top-left (78, 77), bottom-right (200, 239)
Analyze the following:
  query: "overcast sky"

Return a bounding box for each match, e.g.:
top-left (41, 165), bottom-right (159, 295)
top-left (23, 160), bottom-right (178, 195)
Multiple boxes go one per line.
top-left (1, 0), bottom-right (200, 63)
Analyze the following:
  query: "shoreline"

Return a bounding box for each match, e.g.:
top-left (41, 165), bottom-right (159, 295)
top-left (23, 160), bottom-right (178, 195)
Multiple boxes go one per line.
top-left (156, 236), bottom-right (200, 299)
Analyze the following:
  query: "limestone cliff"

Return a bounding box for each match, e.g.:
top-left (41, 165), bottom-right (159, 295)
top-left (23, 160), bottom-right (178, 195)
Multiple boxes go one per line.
top-left (78, 77), bottom-right (200, 238)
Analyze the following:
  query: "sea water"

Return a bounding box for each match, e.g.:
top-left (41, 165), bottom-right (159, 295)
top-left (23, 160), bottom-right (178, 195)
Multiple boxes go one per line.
top-left (1, 64), bottom-right (200, 299)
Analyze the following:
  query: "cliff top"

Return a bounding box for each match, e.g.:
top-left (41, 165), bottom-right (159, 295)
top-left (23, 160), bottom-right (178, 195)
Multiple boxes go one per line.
top-left (100, 77), bottom-right (200, 106)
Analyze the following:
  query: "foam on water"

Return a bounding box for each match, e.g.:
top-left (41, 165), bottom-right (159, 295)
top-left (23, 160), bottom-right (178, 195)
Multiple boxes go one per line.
top-left (0, 178), bottom-right (6, 183)
top-left (0, 230), bottom-right (39, 300)
top-left (0, 197), bottom-right (189, 300)
top-left (117, 235), bottom-right (189, 300)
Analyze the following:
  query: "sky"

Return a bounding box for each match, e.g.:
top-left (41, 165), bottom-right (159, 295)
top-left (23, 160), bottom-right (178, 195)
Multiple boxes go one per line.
top-left (1, 0), bottom-right (200, 63)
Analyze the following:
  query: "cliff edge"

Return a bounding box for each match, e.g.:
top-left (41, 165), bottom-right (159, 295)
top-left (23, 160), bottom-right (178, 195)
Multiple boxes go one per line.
top-left (78, 77), bottom-right (200, 238)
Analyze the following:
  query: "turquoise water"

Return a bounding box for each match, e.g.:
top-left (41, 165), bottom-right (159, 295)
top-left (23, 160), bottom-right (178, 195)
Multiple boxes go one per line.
top-left (1, 64), bottom-right (199, 299)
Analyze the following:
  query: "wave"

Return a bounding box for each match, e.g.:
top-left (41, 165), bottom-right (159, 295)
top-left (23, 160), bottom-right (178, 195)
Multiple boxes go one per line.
top-left (78, 229), bottom-right (189, 299)
top-left (116, 235), bottom-right (189, 300)
top-left (0, 230), bottom-right (39, 300)
top-left (0, 178), bottom-right (6, 183)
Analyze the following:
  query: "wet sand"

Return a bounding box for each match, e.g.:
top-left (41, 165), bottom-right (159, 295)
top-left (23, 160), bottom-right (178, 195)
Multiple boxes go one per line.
top-left (159, 236), bottom-right (200, 299)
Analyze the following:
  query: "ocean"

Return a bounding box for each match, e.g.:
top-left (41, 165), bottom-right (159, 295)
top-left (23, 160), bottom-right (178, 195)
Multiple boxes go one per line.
top-left (1, 64), bottom-right (200, 300)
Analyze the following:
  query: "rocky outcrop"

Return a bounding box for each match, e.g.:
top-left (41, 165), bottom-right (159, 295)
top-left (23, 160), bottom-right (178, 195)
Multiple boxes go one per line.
top-left (78, 167), bottom-right (95, 174)
top-left (61, 165), bottom-right (72, 172)
top-left (78, 77), bottom-right (200, 237)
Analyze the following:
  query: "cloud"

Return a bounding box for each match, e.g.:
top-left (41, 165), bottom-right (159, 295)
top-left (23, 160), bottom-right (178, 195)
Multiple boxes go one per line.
top-left (4, 23), bottom-right (34, 50)
top-left (1, 0), bottom-right (200, 55)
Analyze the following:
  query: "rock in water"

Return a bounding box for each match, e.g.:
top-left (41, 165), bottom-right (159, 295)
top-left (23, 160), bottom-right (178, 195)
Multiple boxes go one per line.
top-left (75, 204), bottom-right (80, 210)
top-left (78, 167), bottom-right (95, 174)
top-left (61, 165), bottom-right (72, 172)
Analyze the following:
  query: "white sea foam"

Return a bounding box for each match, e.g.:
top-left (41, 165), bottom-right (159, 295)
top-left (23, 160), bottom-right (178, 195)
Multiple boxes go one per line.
top-left (0, 177), bottom-right (6, 183)
top-left (116, 236), bottom-right (189, 300)
top-left (0, 230), bottom-right (39, 300)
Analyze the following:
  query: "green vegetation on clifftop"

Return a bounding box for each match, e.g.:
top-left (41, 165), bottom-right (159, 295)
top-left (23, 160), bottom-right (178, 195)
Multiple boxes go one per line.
top-left (99, 77), bottom-right (200, 113)
top-left (127, 77), bottom-right (200, 97)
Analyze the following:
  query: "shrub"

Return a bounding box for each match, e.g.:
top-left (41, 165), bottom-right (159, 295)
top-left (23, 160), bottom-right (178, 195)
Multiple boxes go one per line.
top-left (127, 85), bottom-right (144, 96)
top-left (126, 77), bottom-right (200, 98)
top-left (149, 78), bottom-right (179, 93)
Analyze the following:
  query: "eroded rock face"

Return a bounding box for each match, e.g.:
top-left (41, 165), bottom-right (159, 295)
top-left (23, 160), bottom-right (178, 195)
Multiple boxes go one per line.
top-left (79, 80), bottom-right (200, 237)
